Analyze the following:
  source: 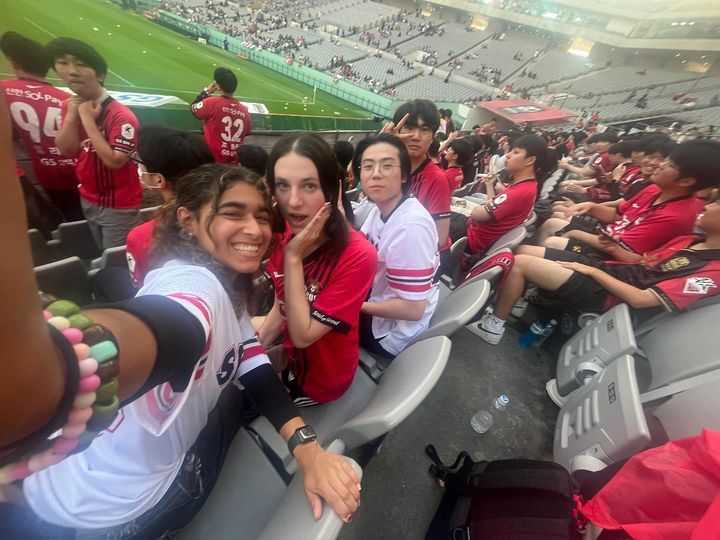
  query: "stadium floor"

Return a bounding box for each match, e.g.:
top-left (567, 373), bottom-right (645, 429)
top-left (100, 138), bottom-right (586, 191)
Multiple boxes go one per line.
top-left (1, 0), bottom-right (370, 119)
top-left (340, 324), bottom-right (557, 539)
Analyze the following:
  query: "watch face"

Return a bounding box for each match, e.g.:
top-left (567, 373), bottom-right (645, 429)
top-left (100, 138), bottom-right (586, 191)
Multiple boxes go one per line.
top-left (298, 427), bottom-right (316, 442)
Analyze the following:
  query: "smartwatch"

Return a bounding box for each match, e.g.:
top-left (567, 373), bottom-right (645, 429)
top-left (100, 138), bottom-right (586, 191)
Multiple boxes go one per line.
top-left (287, 425), bottom-right (317, 456)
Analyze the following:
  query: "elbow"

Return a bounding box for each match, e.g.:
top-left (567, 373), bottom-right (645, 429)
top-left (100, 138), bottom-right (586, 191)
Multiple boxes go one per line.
top-left (408, 301), bottom-right (427, 321)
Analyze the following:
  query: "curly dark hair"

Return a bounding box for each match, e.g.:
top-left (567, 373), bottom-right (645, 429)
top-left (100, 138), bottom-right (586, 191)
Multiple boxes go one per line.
top-left (149, 163), bottom-right (272, 314)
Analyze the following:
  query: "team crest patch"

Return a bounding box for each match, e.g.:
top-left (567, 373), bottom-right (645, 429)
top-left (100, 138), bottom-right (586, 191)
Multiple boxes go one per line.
top-left (661, 256), bottom-right (690, 272)
top-left (120, 123), bottom-right (135, 140)
top-left (683, 277), bottom-right (717, 295)
top-left (494, 194), bottom-right (508, 205)
top-left (306, 281), bottom-right (323, 302)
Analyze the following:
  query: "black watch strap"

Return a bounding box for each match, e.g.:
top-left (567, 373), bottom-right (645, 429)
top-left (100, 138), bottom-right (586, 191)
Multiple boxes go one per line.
top-left (287, 425), bottom-right (317, 456)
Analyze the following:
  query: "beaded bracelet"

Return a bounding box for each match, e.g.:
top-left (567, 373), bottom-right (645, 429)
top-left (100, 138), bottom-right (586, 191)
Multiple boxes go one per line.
top-left (0, 295), bottom-right (120, 485)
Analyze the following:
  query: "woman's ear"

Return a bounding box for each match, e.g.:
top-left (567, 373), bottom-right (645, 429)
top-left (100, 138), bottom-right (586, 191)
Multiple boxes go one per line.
top-left (176, 206), bottom-right (199, 236)
top-left (155, 173), bottom-right (169, 190)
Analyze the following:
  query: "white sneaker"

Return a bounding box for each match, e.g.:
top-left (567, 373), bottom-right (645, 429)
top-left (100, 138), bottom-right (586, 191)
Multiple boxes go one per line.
top-left (467, 315), bottom-right (505, 345)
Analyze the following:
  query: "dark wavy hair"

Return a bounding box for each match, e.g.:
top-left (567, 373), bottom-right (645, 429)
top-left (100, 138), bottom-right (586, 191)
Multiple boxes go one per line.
top-left (150, 164), bottom-right (272, 314)
top-left (266, 132), bottom-right (349, 261)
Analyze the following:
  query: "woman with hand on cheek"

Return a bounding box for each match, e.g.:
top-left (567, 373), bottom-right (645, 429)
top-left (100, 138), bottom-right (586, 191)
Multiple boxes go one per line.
top-left (257, 133), bottom-right (377, 406)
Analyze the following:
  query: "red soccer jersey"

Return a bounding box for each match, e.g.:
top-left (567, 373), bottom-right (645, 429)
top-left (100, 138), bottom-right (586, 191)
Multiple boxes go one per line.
top-left (443, 166), bottom-right (463, 191)
top-left (409, 159), bottom-right (452, 249)
top-left (603, 184), bottom-right (704, 255)
top-left (586, 152), bottom-right (616, 201)
top-left (60, 96), bottom-right (142, 209)
top-left (268, 228), bottom-right (377, 403)
top-left (466, 179), bottom-right (536, 257)
top-left (603, 236), bottom-right (720, 311)
top-left (2, 79), bottom-right (78, 190)
top-left (191, 95), bottom-right (252, 164)
top-left (616, 163), bottom-right (643, 197)
top-left (126, 218), bottom-right (157, 287)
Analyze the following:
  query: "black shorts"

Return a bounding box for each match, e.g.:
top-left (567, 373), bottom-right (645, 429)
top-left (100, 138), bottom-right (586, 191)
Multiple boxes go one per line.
top-left (557, 215), bottom-right (599, 236)
top-left (540, 272), bottom-right (608, 313)
top-left (544, 239), bottom-right (609, 268)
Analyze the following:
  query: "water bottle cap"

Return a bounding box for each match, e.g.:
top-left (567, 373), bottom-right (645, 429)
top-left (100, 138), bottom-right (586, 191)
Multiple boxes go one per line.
top-left (498, 394), bottom-right (509, 405)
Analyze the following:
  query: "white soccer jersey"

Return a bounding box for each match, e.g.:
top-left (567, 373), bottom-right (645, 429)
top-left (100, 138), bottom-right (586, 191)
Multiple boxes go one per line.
top-left (361, 197), bottom-right (439, 355)
top-left (23, 261), bottom-right (270, 529)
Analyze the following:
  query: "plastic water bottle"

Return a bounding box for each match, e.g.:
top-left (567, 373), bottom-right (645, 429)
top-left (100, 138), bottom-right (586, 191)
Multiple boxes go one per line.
top-left (471, 394), bottom-right (509, 434)
top-left (518, 321), bottom-right (546, 349)
top-left (533, 319), bottom-right (558, 347)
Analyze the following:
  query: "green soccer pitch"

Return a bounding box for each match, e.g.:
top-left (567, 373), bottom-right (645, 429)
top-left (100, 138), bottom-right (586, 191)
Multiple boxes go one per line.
top-left (0, 0), bottom-right (372, 119)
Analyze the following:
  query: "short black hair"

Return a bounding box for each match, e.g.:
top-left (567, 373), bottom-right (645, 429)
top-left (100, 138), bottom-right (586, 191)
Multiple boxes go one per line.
top-left (428, 138), bottom-right (440, 158)
top-left (392, 99), bottom-right (441, 133)
top-left (643, 137), bottom-right (676, 158)
top-left (593, 132), bottom-right (619, 144)
top-left (236, 144), bottom-right (269, 177)
top-left (512, 134), bottom-right (557, 181)
top-left (333, 140), bottom-right (355, 169)
top-left (608, 141), bottom-right (634, 158)
top-left (352, 133), bottom-right (412, 195)
top-left (137, 126), bottom-right (214, 185)
top-left (669, 140), bottom-right (720, 192)
top-left (46, 37), bottom-right (107, 78)
top-left (0, 32), bottom-right (50, 77)
top-left (448, 138), bottom-right (474, 166)
top-left (214, 67), bottom-right (237, 93)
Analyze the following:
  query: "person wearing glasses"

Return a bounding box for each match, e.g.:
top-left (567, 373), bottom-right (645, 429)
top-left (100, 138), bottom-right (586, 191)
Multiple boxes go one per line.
top-left (354, 134), bottom-right (440, 360)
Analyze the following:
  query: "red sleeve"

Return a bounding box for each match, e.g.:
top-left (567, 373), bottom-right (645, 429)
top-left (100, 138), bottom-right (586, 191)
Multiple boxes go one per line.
top-left (422, 174), bottom-right (451, 220)
top-left (107, 108), bottom-right (139, 154)
top-left (650, 267), bottom-right (720, 311)
top-left (444, 168), bottom-right (462, 191)
top-left (190, 97), bottom-right (213, 119)
top-left (485, 189), bottom-right (518, 222)
top-left (616, 204), bottom-right (700, 254)
top-left (310, 237), bottom-right (377, 333)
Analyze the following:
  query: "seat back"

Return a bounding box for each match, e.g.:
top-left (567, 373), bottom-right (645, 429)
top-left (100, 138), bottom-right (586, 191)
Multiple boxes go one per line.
top-left (34, 256), bottom-right (93, 306)
top-left (57, 220), bottom-right (102, 260)
top-left (485, 226), bottom-right (526, 254)
top-left (553, 355), bottom-right (651, 471)
top-left (335, 336), bottom-right (451, 450)
top-left (409, 279), bottom-right (490, 345)
top-left (139, 205), bottom-right (160, 222)
top-left (91, 245), bottom-right (129, 271)
top-left (28, 229), bottom-right (55, 266)
top-left (638, 302), bottom-right (720, 391)
top-left (181, 431), bottom-right (360, 540)
top-left (555, 303), bottom-right (638, 397)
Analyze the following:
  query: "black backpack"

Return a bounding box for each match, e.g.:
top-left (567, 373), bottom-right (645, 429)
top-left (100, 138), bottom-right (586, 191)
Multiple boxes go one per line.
top-left (425, 445), bottom-right (584, 540)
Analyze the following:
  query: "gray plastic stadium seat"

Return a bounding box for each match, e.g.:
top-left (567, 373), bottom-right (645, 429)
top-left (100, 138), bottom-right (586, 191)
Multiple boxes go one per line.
top-left (553, 304), bottom-right (638, 398)
top-left (637, 302), bottom-right (720, 392)
top-left (28, 229), bottom-right (58, 266)
top-left (485, 226), bottom-right (526, 254)
top-left (34, 256), bottom-right (93, 306)
top-left (553, 355), bottom-right (651, 473)
top-left (366, 279), bottom-right (490, 378)
top-left (139, 205), bottom-right (161, 222)
top-left (88, 246), bottom-right (130, 278)
top-left (181, 436), bottom-right (360, 540)
top-left (47, 220), bottom-right (102, 260)
top-left (251, 336), bottom-right (451, 474)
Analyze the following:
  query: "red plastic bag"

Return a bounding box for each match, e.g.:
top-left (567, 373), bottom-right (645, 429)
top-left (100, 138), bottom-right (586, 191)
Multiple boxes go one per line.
top-left (581, 429), bottom-right (720, 539)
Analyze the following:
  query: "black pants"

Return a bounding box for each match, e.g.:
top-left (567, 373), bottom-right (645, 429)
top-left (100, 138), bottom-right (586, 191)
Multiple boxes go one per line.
top-left (359, 312), bottom-right (395, 360)
top-left (46, 188), bottom-right (84, 222)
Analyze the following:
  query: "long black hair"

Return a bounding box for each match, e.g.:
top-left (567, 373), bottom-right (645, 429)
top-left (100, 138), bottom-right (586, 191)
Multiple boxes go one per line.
top-left (266, 132), bottom-right (349, 260)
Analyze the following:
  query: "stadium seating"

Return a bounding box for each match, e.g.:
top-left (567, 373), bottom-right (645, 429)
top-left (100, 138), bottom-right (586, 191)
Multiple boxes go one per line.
top-left (88, 246), bottom-right (129, 278)
top-left (302, 41), bottom-right (366, 69)
top-left (47, 220), bottom-right (102, 261)
top-left (28, 229), bottom-right (59, 266)
top-left (393, 74), bottom-right (483, 102)
top-left (34, 257), bottom-right (93, 306)
top-left (395, 23), bottom-right (485, 61)
top-left (552, 301), bottom-right (720, 473)
top-left (362, 278), bottom-right (490, 380)
top-left (344, 55), bottom-right (419, 87)
top-left (181, 436), bottom-right (361, 540)
top-left (505, 49), bottom-right (597, 91)
top-left (250, 335), bottom-right (452, 473)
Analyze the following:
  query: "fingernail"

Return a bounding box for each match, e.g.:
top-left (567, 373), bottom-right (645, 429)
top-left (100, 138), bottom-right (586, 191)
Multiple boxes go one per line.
top-left (357, 484), bottom-right (362, 491)
top-left (345, 513), bottom-right (353, 522)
